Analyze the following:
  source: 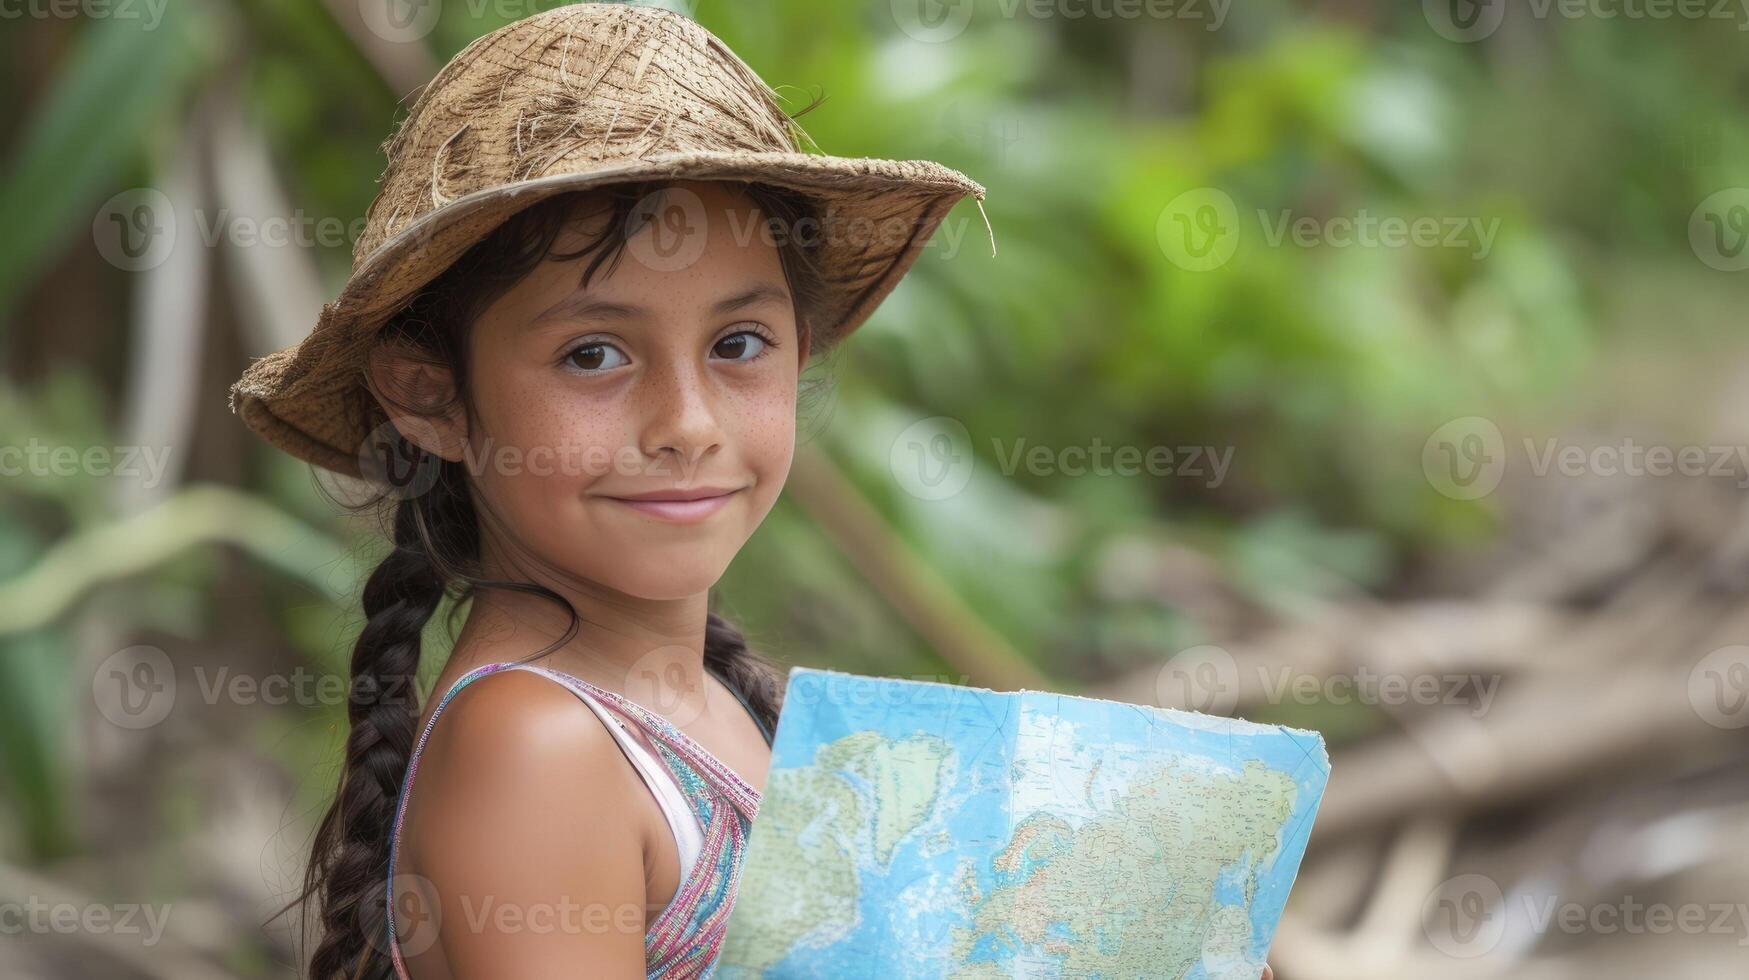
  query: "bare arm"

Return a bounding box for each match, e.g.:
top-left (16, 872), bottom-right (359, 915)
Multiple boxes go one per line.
top-left (397, 672), bottom-right (651, 979)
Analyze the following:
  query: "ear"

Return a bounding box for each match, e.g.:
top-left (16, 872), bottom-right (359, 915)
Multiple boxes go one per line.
top-left (365, 339), bottom-right (469, 463)
top-left (796, 320), bottom-right (812, 367)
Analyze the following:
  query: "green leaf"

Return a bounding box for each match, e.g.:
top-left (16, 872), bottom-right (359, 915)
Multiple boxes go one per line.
top-left (0, 627), bottom-right (73, 859)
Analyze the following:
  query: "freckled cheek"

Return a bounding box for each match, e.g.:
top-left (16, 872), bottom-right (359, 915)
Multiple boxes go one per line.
top-left (727, 382), bottom-right (798, 484)
top-left (475, 376), bottom-right (635, 494)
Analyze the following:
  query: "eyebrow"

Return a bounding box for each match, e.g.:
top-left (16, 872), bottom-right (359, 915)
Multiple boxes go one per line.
top-left (535, 281), bottom-right (792, 324)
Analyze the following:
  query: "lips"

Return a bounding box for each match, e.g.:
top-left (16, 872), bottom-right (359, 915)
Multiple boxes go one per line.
top-left (598, 487), bottom-right (743, 523)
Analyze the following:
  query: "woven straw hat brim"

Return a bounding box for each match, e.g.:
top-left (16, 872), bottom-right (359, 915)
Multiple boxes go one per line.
top-left (229, 150), bottom-right (989, 479)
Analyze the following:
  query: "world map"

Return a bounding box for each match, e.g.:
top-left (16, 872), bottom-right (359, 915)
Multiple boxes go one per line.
top-left (718, 668), bottom-right (1330, 979)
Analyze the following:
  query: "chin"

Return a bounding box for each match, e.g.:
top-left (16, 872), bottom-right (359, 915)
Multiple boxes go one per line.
top-left (594, 551), bottom-right (733, 601)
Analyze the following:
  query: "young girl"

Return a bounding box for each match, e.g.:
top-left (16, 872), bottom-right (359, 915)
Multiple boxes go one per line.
top-left (231, 5), bottom-right (1271, 978)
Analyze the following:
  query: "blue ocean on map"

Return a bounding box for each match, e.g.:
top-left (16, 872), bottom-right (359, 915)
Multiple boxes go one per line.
top-left (718, 667), bottom-right (1331, 980)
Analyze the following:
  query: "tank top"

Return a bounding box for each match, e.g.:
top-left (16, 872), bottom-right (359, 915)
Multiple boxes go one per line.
top-left (385, 661), bottom-right (772, 979)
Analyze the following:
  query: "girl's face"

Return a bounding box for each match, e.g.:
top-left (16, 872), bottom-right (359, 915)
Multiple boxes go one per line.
top-left (450, 181), bottom-right (804, 601)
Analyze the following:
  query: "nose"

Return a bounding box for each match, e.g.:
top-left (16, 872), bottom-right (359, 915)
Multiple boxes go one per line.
top-left (637, 354), bottom-right (724, 474)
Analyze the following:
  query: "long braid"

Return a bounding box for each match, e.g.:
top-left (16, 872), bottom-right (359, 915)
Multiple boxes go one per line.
top-left (703, 611), bottom-right (784, 739)
top-left (303, 484), bottom-right (456, 979)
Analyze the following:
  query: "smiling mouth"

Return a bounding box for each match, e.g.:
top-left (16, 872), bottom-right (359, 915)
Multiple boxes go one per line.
top-left (599, 488), bottom-right (742, 523)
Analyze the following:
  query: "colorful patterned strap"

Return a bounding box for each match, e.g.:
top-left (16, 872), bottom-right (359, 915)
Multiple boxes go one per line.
top-left (384, 661), bottom-right (764, 979)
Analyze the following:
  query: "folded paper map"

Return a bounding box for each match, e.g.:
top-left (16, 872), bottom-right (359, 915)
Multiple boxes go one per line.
top-left (718, 667), bottom-right (1330, 979)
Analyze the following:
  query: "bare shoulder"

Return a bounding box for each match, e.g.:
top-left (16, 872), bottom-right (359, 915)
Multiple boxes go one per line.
top-left (406, 667), bottom-right (645, 834)
top-left (397, 668), bottom-right (651, 977)
top-left (417, 669), bottom-right (630, 783)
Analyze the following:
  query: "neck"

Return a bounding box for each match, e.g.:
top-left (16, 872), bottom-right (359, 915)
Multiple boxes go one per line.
top-left (449, 549), bottom-right (712, 708)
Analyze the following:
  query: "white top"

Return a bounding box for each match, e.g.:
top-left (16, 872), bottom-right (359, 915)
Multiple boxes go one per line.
top-left (565, 688), bottom-right (705, 897)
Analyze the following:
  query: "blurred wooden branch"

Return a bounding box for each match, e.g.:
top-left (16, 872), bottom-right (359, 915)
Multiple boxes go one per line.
top-left (117, 104), bottom-right (210, 515)
top-left (211, 81), bottom-right (328, 356)
top-left (318, 0), bottom-right (441, 101)
top-left (785, 444), bottom-right (1051, 691)
top-left (1079, 460), bottom-right (1749, 979)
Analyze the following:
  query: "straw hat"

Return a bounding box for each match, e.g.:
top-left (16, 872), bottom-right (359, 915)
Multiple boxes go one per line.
top-left (228, 2), bottom-right (992, 478)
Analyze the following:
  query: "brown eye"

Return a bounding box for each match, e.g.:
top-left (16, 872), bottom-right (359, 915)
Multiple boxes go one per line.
top-left (713, 331), bottom-right (768, 362)
top-left (565, 342), bottom-right (628, 373)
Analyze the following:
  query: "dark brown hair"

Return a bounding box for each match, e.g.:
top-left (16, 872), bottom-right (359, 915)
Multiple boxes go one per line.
top-left (294, 180), bottom-right (825, 979)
